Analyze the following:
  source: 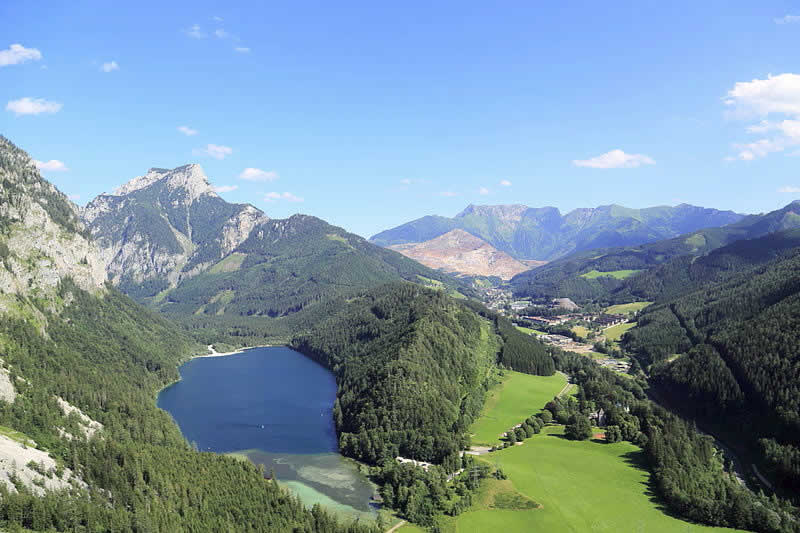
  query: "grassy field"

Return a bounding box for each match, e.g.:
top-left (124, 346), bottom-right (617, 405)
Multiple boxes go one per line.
top-left (469, 371), bottom-right (566, 446)
top-left (449, 426), bottom-right (740, 532)
top-left (605, 301), bottom-right (652, 315)
top-left (580, 269), bottom-right (642, 280)
top-left (604, 322), bottom-right (636, 342)
top-left (514, 325), bottom-right (545, 336)
top-left (570, 325), bottom-right (589, 339)
top-left (415, 373), bottom-right (742, 533)
top-left (0, 425), bottom-right (36, 446)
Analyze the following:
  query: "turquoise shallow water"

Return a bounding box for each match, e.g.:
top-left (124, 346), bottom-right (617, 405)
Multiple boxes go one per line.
top-left (158, 346), bottom-right (375, 516)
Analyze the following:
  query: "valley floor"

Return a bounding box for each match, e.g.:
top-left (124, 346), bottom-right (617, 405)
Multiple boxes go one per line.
top-left (402, 372), bottom-right (744, 532)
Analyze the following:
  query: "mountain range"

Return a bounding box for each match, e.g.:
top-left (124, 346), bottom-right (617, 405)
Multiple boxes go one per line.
top-left (511, 200), bottom-right (800, 303)
top-left (81, 164), bottom-right (468, 342)
top-left (371, 203), bottom-right (745, 264)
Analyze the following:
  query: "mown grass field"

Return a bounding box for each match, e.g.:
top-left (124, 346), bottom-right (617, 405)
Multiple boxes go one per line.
top-left (514, 325), bottom-right (545, 336)
top-left (468, 371), bottom-right (566, 446)
top-left (408, 373), bottom-right (743, 533)
top-left (605, 301), bottom-right (652, 315)
top-left (580, 269), bottom-right (642, 280)
top-left (604, 322), bottom-right (636, 342)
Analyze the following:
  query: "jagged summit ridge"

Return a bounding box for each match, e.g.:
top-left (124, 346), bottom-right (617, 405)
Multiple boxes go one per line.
top-left (111, 163), bottom-right (215, 202)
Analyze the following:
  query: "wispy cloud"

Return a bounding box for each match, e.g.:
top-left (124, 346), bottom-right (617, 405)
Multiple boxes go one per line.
top-left (778, 185), bottom-right (800, 193)
top-left (499, 179), bottom-right (512, 186)
top-left (234, 47), bottom-right (251, 53)
top-left (213, 185), bottom-right (238, 193)
top-left (185, 24), bottom-right (206, 39)
top-left (177, 125), bottom-right (198, 136)
top-left (34, 159), bottom-right (69, 172)
top-left (212, 16), bottom-right (224, 22)
top-left (573, 149), bottom-right (655, 168)
top-left (0, 44), bottom-right (42, 67)
top-left (725, 73), bottom-right (800, 160)
top-left (775, 15), bottom-right (800, 24)
top-left (214, 29), bottom-right (228, 39)
top-left (194, 144), bottom-right (233, 160)
top-left (479, 187), bottom-right (489, 195)
top-left (239, 168), bottom-right (278, 181)
top-left (101, 60), bottom-right (119, 73)
top-left (264, 191), bottom-right (303, 202)
top-left (6, 97), bottom-right (62, 116)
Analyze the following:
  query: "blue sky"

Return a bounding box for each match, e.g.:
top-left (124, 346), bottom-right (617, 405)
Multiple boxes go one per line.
top-left (2, 1), bottom-right (799, 238)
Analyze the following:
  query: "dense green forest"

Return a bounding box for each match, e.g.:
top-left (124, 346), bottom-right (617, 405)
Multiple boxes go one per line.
top-left (0, 281), bottom-right (379, 532)
top-left (510, 202), bottom-right (800, 304)
top-left (153, 214), bottom-right (472, 344)
top-left (623, 248), bottom-right (800, 496)
top-left (291, 282), bottom-right (556, 526)
top-left (292, 282), bottom-right (554, 466)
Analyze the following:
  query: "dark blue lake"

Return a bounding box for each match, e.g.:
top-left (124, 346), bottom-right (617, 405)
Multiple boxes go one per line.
top-left (158, 346), bottom-right (375, 517)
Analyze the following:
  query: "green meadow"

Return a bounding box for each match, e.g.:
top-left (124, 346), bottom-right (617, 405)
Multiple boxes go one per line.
top-left (408, 372), bottom-right (743, 533)
top-left (579, 269), bottom-right (642, 280)
top-left (605, 301), bottom-right (652, 315)
top-left (514, 325), bottom-right (545, 336)
top-left (571, 325), bottom-right (589, 339)
top-left (604, 322), bottom-right (636, 342)
top-left (469, 371), bottom-right (566, 446)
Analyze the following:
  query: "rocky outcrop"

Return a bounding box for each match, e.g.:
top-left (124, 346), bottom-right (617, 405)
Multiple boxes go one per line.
top-left (83, 164), bottom-right (269, 297)
top-left (389, 229), bottom-right (540, 279)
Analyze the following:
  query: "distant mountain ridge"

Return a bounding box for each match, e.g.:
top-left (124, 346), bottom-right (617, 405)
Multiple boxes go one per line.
top-left (511, 200), bottom-right (800, 303)
top-left (371, 203), bottom-right (745, 261)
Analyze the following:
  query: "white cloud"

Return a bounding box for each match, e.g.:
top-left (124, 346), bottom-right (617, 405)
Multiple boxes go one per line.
top-left (725, 74), bottom-right (800, 160)
top-left (775, 15), bottom-right (800, 24)
top-left (239, 168), bottom-right (278, 181)
top-left (185, 24), bottom-right (206, 39)
top-left (573, 149), bottom-right (655, 169)
top-left (213, 185), bottom-right (238, 193)
top-left (6, 97), bottom-right (62, 116)
top-left (778, 186), bottom-right (800, 193)
top-left (34, 159), bottom-right (68, 172)
top-left (479, 187), bottom-right (489, 195)
top-left (215, 29), bottom-right (228, 38)
top-left (499, 179), bottom-right (512, 186)
top-left (177, 125), bottom-right (198, 136)
top-left (101, 60), bottom-right (119, 73)
top-left (234, 47), bottom-right (251, 53)
top-left (0, 44), bottom-right (42, 67)
top-left (264, 191), bottom-right (303, 202)
top-left (400, 178), bottom-right (412, 185)
top-left (67, 194), bottom-right (81, 201)
top-left (194, 144), bottom-right (233, 160)
top-left (439, 191), bottom-right (458, 197)
top-left (212, 16), bottom-right (224, 22)
top-left (725, 73), bottom-right (800, 117)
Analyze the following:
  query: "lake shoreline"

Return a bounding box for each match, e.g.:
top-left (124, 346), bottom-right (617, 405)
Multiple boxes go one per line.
top-left (193, 344), bottom-right (276, 359)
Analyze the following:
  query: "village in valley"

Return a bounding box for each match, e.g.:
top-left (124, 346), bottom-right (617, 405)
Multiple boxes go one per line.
top-left (480, 286), bottom-right (642, 375)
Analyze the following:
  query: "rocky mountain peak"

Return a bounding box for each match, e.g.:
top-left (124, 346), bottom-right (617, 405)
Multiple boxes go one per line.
top-left (456, 204), bottom-right (531, 223)
top-left (111, 163), bottom-right (214, 203)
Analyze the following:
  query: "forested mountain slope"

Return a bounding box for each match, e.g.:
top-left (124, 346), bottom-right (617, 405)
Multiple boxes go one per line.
top-left (623, 248), bottom-right (800, 495)
top-left (371, 203), bottom-right (743, 261)
top-left (0, 136), bottom-right (377, 532)
top-left (511, 201), bottom-right (800, 303)
top-left (292, 283), bottom-right (554, 466)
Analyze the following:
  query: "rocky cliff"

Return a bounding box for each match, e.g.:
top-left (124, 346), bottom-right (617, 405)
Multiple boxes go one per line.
top-left (83, 164), bottom-right (269, 298)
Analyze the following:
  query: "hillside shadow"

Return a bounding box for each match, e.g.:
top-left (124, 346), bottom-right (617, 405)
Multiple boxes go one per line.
top-left (619, 450), bottom-right (685, 520)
